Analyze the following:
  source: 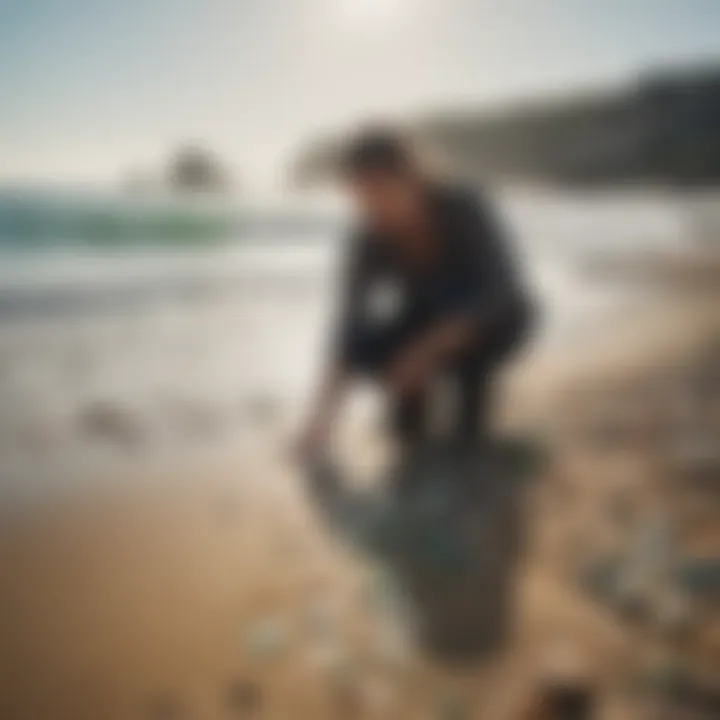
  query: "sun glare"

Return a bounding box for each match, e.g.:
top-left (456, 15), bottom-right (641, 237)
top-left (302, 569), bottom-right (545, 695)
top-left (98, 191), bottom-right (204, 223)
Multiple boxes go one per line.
top-left (340, 0), bottom-right (402, 24)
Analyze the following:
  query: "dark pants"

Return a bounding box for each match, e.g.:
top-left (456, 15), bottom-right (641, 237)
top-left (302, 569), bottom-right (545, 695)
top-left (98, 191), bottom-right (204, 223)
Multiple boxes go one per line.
top-left (347, 297), bottom-right (533, 448)
top-left (393, 328), bottom-right (520, 447)
top-left (374, 305), bottom-right (532, 448)
top-left (391, 344), bottom-right (487, 445)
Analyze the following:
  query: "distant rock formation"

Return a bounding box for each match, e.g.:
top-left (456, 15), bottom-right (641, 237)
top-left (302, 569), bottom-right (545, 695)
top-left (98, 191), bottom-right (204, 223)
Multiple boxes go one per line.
top-left (290, 64), bottom-right (720, 188)
top-left (166, 144), bottom-right (233, 194)
top-left (120, 144), bottom-right (236, 196)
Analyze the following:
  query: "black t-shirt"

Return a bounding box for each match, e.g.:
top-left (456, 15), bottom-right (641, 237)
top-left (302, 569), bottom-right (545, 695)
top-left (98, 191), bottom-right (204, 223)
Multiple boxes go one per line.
top-left (334, 183), bottom-right (530, 372)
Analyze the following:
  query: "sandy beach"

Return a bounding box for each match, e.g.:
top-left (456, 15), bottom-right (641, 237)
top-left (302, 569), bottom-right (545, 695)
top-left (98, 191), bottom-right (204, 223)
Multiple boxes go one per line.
top-left (0, 249), bottom-right (718, 720)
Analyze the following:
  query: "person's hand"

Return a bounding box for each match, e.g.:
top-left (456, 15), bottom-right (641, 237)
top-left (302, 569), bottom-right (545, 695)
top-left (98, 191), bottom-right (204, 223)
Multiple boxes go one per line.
top-left (386, 343), bottom-right (435, 398)
top-left (386, 318), bottom-right (475, 399)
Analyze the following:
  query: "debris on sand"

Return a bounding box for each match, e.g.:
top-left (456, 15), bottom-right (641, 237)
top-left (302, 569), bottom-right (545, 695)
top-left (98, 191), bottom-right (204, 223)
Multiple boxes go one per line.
top-left (631, 660), bottom-right (720, 719)
top-left (435, 690), bottom-right (470, 720)
top-left (533, 680), bottom-right (595, 720)
top-left (244, 617), bottom-right (290, 660)
top-left (78, 399), bottom-right (145, 447)
top-left (227, 680), bottom-right (262, 715)
top-left (653, 588), bottom-right (693, 638)
top-left (528, 642), bottom-right (598, 720)
top-left (676, 557), bottom-right (720, 597)
top-left (147, 694), bottom-right (185, 720)
top-left (669, 432), bottom-right (720, 485)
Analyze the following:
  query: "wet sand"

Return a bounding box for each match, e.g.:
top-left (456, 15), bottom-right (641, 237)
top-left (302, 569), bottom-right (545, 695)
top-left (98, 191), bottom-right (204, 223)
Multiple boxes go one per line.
top-left (0, 280), bottom-right (718, 719)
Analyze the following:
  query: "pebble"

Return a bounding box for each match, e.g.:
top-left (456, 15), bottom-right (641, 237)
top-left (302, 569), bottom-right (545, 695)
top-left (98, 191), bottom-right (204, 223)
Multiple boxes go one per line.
top-left (147, 694), bottom-right (184, 720)
top-left (78, 399), bottom-right (144, 447)
top-left (435, 691), bottom-right (470, 720)
top-left (580, 556), bottom-right (622, 602)
top-left (244, 617), bottom-right (289, 660)
top-left (676, 557), bottom-right (720, 596)
top-left (538, 680), bottom-right (595, 720)
top-left (653, 589), bottom-right (694, 636)
top-left (631, 654), bottom-right (687, 697)
top-left (227, 680), bottom-right (262, 715)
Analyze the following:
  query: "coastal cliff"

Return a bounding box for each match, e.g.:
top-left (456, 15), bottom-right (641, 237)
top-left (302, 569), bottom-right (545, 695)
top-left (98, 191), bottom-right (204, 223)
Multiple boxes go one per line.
top-left (292, 65), bottom-right (720, 188)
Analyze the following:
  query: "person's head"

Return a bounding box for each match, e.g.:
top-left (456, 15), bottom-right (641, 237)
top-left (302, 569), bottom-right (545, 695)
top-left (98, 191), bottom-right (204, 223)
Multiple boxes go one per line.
top-left (340, 126), bottom-right (429, 234)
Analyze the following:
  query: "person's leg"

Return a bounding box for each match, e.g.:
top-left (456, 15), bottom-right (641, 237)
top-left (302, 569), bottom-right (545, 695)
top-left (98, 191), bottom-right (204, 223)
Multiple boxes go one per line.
top-left (451, 304), bottom-right (534, 445)
top-left (385, 345), bottom-right (493, 449)
top-left (455, 356), bottom-right (492, 445)
top-left (388, 302), bottom-right (533, 448)
top-left (390, 390), bottom-right (428, 448)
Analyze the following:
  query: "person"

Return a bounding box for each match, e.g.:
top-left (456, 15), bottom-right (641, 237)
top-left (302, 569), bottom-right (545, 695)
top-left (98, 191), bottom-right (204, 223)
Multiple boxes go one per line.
top-left (297, 126), bottom-right (533, 458)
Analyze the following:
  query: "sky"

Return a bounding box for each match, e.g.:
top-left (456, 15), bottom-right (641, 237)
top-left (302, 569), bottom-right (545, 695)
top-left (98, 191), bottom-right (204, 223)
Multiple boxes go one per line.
top-left (1, 0), bottom-right (719, 187)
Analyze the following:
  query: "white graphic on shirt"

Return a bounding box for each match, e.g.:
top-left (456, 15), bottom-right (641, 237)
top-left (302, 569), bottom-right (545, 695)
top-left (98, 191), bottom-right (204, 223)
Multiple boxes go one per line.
top-left (364, 278), bottom-right (404, 325)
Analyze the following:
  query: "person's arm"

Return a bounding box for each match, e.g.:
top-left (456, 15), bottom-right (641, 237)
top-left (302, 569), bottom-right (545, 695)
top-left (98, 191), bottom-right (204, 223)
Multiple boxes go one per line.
top-left (297, 234), bottom-right (366, 458)
top-left (296, 364), bottom-right (349, 459)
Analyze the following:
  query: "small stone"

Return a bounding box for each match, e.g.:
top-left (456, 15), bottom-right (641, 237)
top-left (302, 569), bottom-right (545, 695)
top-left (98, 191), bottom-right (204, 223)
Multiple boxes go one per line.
top-left (531, 641), bottom-right (597, 718)
top-left (653, 589), bottom-right (693, 637)
top-left (579, 556), bottom-right (621, 602)
top-left (538, 681), bottom-right (595, 720)
top-left (632, 654), bottom-right (688, 697)
top-left (614, 573), bottom-right (652, 623)
top-left (613, 517), bottom-right (677, 610)
top-left (670, 433), bottom-right (720, 484)
top-left (244, 617), bottom-right (289, 660)
top-left (676, 557), bottom-right (720, 596)
top-left (147, 694), bottom-right (184, 720)
top-left (78, 400), bottom-right (144, 447)
top-left (227, 680), bottom-right (262, 715)
top-left (435, 691), bottom-right (470, 720)
top-left (496, 436), bottom-right (550, 480)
